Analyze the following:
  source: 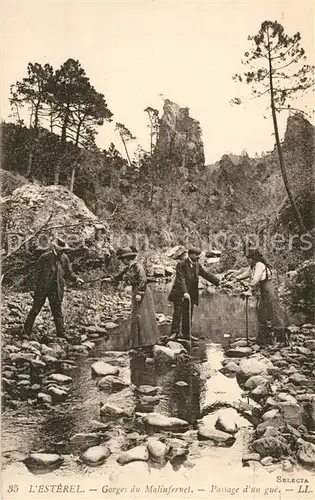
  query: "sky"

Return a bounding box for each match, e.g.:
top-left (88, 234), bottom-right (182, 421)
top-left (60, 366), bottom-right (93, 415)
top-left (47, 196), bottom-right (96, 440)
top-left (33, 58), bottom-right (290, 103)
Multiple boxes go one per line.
top-left (1, 0), bottom-right (314, 163)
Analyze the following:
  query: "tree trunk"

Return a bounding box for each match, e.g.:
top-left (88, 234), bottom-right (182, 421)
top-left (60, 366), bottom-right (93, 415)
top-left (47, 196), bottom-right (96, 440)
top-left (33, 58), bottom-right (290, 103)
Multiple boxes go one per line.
top-left (34, 99), bottom-right (41, 130)
top-left (167, 198), bottom-right (173, 224)
top-left (54, 164), bottom-right (60, 185)
top-left (150, 127), bottom-right (153, 155)
top-left (56, 107), bottom-right (70, 186)
top-left (26, 151), bottom-right (33, 178)
top-left (50, 111), bottom-right (54, 133)
top-left (70, 165), bottom-right (76, 192)
top-left (75, 121), bottom-right (83, 147)
top-left (26, 127), bottom-right (38, 178)
top-left (121, 136), bottom-right (132, 166)
top-left (61, 105), bottom-right (70, 143)
top-left (267, 32), bottom-right (307, 234)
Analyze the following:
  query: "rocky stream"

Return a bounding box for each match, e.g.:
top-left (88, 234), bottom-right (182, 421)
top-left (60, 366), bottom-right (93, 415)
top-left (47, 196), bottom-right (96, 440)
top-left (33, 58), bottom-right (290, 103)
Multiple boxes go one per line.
top-left (2, 282), bottom-right (315, 495)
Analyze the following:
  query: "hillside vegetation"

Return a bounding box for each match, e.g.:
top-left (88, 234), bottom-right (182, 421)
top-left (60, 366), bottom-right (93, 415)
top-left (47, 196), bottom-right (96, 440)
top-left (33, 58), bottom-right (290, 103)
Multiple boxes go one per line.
top-left (2, 112), bottom-right (314, 271)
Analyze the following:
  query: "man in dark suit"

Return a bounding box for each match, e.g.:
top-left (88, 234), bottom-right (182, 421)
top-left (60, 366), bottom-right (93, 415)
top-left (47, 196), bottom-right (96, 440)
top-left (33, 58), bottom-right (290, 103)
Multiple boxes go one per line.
top-left (23, 238), bottom-right (84, 338)
top-left (168, 247), bottom-right (221, 341)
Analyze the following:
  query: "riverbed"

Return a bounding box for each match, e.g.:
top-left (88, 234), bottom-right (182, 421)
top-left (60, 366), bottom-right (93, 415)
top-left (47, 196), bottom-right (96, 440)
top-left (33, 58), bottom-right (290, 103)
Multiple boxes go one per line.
top-left (2, 287), bottom-right (257, 469)
top-left (3, 284), bottom-right (311, 491)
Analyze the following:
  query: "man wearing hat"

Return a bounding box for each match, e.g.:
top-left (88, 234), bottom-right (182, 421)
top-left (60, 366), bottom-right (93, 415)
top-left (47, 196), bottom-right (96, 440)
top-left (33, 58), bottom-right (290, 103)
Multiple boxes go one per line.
top-left (168, 247), bottom-right (221, 341)
top-left (23, 238), bottom-right (84, 338)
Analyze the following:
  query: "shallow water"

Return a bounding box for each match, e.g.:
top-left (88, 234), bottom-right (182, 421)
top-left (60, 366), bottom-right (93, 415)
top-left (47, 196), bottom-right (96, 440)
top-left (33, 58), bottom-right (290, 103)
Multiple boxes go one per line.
top-left (2, 286), bottom-right (258, 475)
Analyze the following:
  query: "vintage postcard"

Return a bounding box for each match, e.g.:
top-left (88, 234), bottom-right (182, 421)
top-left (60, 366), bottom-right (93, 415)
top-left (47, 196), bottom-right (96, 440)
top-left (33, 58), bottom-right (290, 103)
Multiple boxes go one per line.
top-left (1, 0), bottom-right (314, 499)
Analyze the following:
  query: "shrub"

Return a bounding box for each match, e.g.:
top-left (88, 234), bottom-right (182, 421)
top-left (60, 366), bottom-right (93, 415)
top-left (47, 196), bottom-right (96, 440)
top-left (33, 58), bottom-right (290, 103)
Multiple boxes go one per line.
top-left (287, 259), bottom-right (315, 322)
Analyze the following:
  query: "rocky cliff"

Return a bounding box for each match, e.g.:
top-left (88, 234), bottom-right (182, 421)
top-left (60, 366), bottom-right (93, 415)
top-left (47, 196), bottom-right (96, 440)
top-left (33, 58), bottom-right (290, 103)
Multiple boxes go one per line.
top-left (155, 99), bottom-right (205, 172)
top-left (187, 114), bottom-right (314, 274)
top-left (208, 114), bottom-right (315, 231)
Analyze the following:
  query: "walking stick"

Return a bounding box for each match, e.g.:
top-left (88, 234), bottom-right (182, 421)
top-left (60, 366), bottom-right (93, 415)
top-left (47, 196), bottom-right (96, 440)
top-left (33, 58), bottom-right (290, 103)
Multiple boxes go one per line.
top-left (245, 294), bottom-right (249, 346)
top-left (240, 282), bottom-right (250, 346)
top-left (186, 295), bottom-right (192, 352)
top-left (136, 300), bottom-right (141, 349)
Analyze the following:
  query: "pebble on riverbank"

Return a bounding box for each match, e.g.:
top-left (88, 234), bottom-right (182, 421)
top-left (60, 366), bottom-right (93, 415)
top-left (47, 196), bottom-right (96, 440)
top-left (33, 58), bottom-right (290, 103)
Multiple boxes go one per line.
top-left (223, 327), bottom-right (315, 470)
top-left (3, 283), bottom-right (315, 475)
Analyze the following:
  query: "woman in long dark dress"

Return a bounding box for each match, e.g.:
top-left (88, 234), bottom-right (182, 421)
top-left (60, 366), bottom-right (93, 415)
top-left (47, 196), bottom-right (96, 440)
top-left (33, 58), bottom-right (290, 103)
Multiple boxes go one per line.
top-left (235, 249), bottom-right (286, 345)
top-left (113, 247), bottom-right (159, 350)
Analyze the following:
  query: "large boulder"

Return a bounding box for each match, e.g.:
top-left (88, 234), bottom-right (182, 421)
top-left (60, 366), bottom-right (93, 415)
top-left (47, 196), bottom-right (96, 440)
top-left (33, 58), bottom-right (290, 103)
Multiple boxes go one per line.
top-left (153, 345), bottom-right (177, 363)
top-left (220, 361), bottom-right (239, 374)
top-left (97, 376), bottom-right (129, 392)
top-left (23, 453), bottom-right (64, 472)
top-left (100, 403), bottom-right (130, 419)
top-left (1, 184), bottom-right (111, 287)
top-left (250, 382), bottom-right (270, 402)
top-left (80, 446), bottom-right (111, 466)
top-left (252, 437), bottom-right (289, 458)
top-left (69, 433), bottom-right (103, 452)
top-left (142, 413), bottom-right (189, 432)
top-left (238, 356), bottom-right (274, 381)
top-left (297, 440), bottom-right (315, 466)
top-left (46, 373), bottom-right (73, 385)
top-left (256, 417), bottom-right (286, 437)
top-left (91, 362), bottom-right (119, 378)
top-left (262, 409), bottom-right (280, 422)
top-left (198, 426), bottom-right (236, 446)
top-left (117, 446), bottom-right (149, 466)
top-left (289, 372), bottom-right (309, 385)
top-left (167, 438), bottom-right (189, 461)
top-left (166, 341), bottom-right (186, 353)
top-left (277, 402), bottom-right (303, 428)
top-left (303, 395), bottom-right (315, 429)
top-left (215, 414), bottom-right (239, 435)
top-left (225, 347), bottom-right (252, 358)
top-left (245, 375), bottom-right (272, 391)
top-left (229, 339), bottom-right (249, 349)
top-left (147, 438), bottom-right (169, 463)
top-left (134, 385), bottom-right (159, 396)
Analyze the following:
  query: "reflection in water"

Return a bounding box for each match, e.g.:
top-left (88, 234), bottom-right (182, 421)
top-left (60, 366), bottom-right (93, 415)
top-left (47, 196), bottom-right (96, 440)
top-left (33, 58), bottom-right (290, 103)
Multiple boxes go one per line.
top-left (130, 356), bottom-right (156, 387)
top-left (2, 284), bottom-right (259, 471)
top-left (153, 283), bottom-right (258, 343)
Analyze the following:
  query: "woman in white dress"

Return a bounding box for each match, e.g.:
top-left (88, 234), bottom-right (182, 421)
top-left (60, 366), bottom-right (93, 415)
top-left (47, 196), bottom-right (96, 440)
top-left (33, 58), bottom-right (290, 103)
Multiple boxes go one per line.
top-left (234, 249), bottom-right (286, 345)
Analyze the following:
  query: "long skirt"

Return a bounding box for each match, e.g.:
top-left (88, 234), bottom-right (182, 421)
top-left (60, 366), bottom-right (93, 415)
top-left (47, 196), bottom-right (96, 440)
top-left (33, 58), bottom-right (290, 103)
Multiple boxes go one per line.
top-left (130, 287), bottom-right (159, 349)
top-left (256, 279), bottom-right (285, 344)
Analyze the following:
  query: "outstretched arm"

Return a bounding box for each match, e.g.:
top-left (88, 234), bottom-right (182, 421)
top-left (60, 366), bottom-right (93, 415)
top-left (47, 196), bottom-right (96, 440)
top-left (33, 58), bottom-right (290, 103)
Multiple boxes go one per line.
top-left (199, 264), bottom-right (220, 286)
top-left (235, 267), bottom-right (251, 281)
top-left (112, 268), bottom-right (126, 283)
top-left (64, 254), bottom-right (81, 283)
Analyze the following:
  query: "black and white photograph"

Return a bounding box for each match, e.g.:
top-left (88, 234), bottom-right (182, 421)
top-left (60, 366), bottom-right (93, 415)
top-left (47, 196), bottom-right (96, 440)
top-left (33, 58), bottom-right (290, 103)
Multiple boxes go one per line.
top-left (1, 0), bottom-right (315, 498)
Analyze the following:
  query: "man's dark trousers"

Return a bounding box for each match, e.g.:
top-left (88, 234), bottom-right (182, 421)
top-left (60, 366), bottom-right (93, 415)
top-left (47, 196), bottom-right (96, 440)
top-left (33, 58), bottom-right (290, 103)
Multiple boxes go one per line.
top-left (170, 299), bottom-right (194, 340)
top-left (24, 284), bottom-right (65, 336)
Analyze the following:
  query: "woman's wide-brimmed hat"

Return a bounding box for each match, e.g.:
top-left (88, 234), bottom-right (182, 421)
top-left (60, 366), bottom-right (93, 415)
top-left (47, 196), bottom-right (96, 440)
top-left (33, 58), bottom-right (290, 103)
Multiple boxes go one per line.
top-left (117, 246), bottom-right (138, 260)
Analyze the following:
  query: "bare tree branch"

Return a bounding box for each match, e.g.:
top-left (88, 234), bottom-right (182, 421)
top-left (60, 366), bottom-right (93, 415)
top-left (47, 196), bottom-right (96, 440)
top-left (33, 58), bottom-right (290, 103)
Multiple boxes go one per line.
top-left (275, 106), bottom-right (313, 118)
top-left (270, 38), bottom-right (300, 60)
